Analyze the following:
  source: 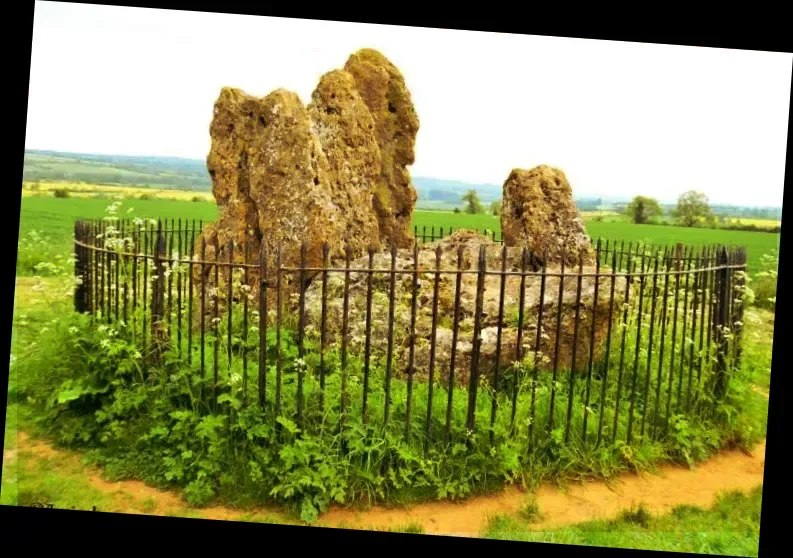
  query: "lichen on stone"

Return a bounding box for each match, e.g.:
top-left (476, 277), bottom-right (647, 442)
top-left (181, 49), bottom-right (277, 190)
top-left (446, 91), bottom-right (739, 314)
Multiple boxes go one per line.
top-left (195, 48), bottom-right (421, 305)
top-left (501, 165), bottom-right (596, 267)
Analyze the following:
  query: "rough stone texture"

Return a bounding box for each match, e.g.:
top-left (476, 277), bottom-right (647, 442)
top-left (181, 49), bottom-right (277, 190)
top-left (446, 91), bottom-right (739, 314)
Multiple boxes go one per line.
top-left (194, 49), bottom-right (419, 305)
top-left (344, 49), bottom-right (419, 248)
top-left (303, 231), bottom-right (624, 387)
top-left (501, 166), bottom-right (596, 267)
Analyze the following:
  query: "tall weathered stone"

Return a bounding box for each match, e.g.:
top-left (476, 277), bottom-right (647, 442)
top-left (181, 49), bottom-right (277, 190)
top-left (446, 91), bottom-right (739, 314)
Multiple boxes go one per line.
top-left (196, 49), bottom-right (419, 304)
top-left (202, 87), bottom-right (262, 259)
top-left (306, 69), bottom-right (383, 258)
top-left (344, 49), bottom-right (419, 248)
top-left (501, 166), bottom-right (595, 267)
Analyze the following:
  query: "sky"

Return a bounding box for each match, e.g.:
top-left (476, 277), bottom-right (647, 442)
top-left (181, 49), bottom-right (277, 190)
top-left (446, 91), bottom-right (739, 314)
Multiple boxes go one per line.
top-left (25, 2), bottom-right (792, 207)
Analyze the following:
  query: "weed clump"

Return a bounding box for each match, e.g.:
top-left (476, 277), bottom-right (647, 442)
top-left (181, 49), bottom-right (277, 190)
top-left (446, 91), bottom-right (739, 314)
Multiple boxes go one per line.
top-left (619, 504), bottom-right (652, 528)
top-left (518, 495), bottom-right (543, 523)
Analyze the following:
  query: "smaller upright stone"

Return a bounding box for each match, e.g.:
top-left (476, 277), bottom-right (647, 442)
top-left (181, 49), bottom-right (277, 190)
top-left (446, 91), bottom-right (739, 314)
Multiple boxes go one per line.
top-left (501, 165), bottom-right (595, 266)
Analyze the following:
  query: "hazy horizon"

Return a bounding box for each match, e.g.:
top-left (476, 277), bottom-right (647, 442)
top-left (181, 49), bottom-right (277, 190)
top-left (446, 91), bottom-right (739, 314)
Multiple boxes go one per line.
top-left (25, 3), bottom-right (792, 207)
top-left (22, 148), bottom-right (785, 209)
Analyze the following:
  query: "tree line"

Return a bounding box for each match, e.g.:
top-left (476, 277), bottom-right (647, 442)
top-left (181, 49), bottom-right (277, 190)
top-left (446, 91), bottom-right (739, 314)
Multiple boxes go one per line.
top-left (623, 191), bottom-right (780, 231)
top-left (454, 189), bottom-right (778, 233)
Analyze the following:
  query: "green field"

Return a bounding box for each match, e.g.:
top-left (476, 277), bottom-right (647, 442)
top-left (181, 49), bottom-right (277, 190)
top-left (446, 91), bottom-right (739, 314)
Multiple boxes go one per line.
top-left (17, 197), bottom-right (780, 275)
top-left (23, 151), bottom-right (212, 191)
top-left (485, 486), bottom-right (763, 556)
top-left (411, 211), bottom-right (780, 274)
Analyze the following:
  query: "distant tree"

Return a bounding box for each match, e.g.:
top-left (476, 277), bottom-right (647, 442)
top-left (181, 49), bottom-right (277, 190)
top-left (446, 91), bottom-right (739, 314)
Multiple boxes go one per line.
top-left (624, 195), bottom-right (662, 224)
top-left (490, 200), bottom-right (502, 216)
top-left (453, 207), bottom-right (461, 214)
top-left (461, 190), bottom-right (483, 215)
top-left (672, 190), bottom-right (713, 227)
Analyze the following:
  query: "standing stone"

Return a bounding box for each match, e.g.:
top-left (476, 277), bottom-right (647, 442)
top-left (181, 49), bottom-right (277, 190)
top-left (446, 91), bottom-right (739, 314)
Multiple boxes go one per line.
top-left (195, 49), bottom-right (419, 312)
top-left (501, 165), bottom-right (595, 266)
top-left (344, 49), bottom-right (420, 248)
top-left (202, 87), bottom-right (262, 259)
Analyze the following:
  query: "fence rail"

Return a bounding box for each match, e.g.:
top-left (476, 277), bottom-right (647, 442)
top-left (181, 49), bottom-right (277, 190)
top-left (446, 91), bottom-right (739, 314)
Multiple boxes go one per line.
top-left (72, 218), bottom-right (748, 456)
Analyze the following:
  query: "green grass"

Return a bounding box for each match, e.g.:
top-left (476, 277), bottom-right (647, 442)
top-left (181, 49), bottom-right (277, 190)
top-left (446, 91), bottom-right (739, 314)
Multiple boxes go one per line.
top-left (4, 272), bottom-right (772, 544)
top-left (412, 210), bottom-right (500, 237)
top-left (18, 196), bottom-right (779, 277)
top-left (8, 260), bottom-right (769, 523)
top-left (5, 448), bottom-right (125, 512)
top-left (585, 222), bottom-right (779, 275)
top-left (740, 309), bottom-right (775, 391)
top-left (413, 211), bottom-right (779, 275)
top-left (388, 522), bottom-right (425, 534)
top-left (484, 485), bottom-right (763, 556)
top-left (17, 196), bottom-right (218, 252)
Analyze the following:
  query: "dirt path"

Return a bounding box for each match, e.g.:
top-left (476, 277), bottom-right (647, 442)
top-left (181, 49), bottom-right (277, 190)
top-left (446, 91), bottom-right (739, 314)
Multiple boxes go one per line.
top-left (10, 431), bottom-right (287, 522)
top-left (7, 430), bottom-right (765, 536)
top-left (318, 440), bottom-right (766, 536)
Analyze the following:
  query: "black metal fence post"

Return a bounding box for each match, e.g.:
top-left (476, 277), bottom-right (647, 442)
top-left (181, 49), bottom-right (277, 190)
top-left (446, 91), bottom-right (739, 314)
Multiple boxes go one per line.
top-left (714, 247), bottom-right (730, 402)
top-left (74, 220), bottom-right (87, 313)
top-left (258, 238), bottom-right (268, 408)
top-left (733, 248), bottom-right (747, 372)
top-left (151, 226), bottom-right (167, 362)
top-left (466, 245), bottom-right (487, 436)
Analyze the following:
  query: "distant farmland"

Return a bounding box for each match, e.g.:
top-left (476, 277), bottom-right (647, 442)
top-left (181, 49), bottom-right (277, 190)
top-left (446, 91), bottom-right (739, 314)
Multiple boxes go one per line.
top-left (18, 196), bottom-right (779, 276)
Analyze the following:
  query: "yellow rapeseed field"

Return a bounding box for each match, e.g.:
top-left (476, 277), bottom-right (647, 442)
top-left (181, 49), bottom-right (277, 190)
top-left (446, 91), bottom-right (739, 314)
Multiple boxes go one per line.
top-left (21, 181), bottom-right (213, 202)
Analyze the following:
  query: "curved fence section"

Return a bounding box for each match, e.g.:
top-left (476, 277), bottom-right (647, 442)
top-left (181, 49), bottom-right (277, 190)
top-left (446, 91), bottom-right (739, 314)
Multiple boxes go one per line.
top-left (72, 218), bottom-right (748, 455)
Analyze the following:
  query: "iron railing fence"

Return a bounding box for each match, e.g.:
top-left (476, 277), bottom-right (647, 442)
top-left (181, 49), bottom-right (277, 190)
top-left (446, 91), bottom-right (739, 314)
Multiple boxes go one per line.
top-left (72, 218), bottom-right (747, 455)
